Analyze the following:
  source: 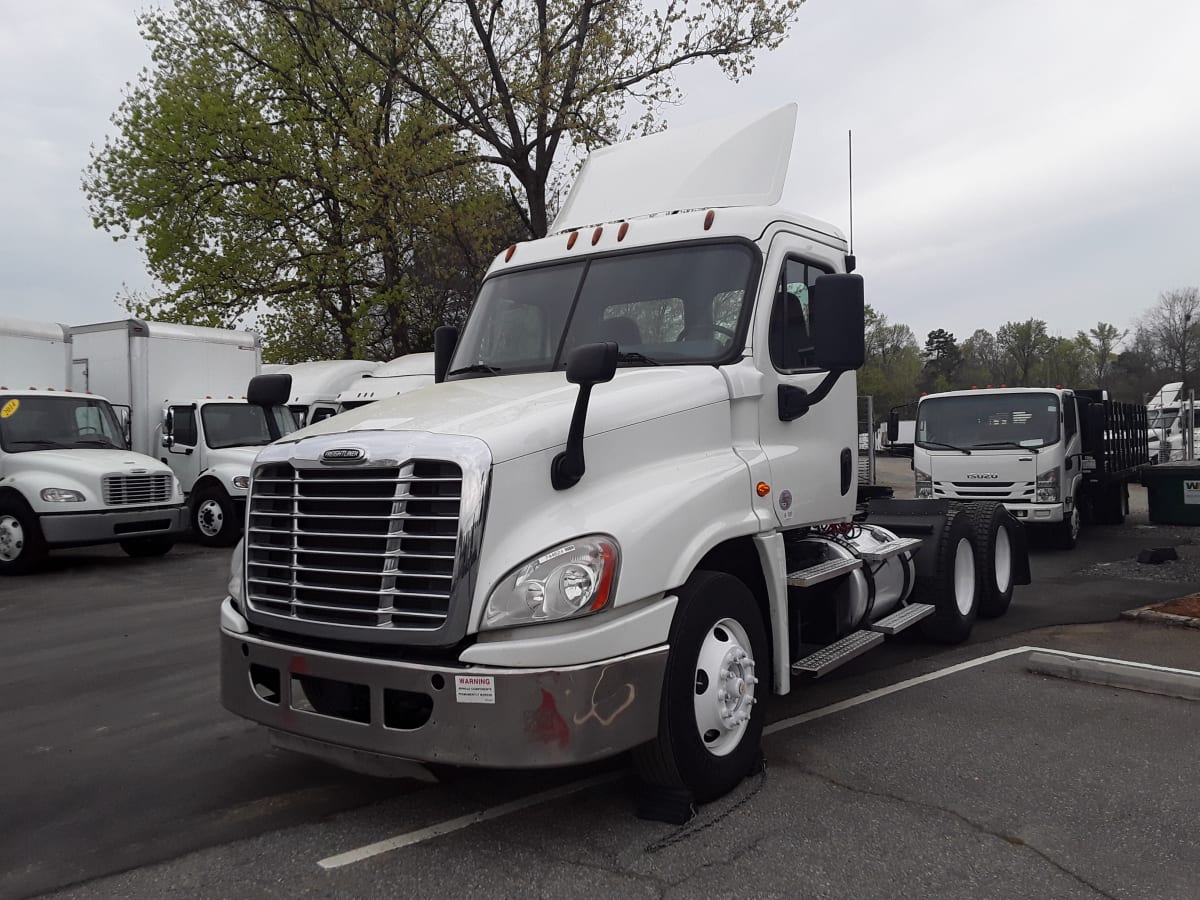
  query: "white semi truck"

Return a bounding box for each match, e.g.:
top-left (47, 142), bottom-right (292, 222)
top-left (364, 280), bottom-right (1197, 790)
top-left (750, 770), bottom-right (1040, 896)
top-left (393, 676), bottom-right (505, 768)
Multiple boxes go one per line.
top-left (268, 359), bottom-right (381, 427)
top-left (335, 353), bottom-right (435, 411)
top-left (219, 107), bottom-right (1029, 807)
top-left (71, 320), bottom-right (296, 546)
top-left (0, 316), bottom-right (187, 574)
top-left (911, 387), bottom-right (1149, 548)
top-left (1145, 381), bottom-right (1199, 463)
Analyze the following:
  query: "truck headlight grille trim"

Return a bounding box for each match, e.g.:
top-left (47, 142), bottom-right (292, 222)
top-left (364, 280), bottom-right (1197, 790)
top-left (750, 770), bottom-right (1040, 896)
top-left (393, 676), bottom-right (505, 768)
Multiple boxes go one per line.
top-left (245, 460), bottom-right (463, 631)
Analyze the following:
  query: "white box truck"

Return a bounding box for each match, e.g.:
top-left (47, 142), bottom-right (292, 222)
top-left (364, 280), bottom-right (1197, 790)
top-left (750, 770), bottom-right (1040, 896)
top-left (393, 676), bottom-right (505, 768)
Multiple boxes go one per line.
top-left (219, 107), bottom-right (1029, 810)
top-left (0, 316), bottom-right (187, 573)
top-left (911, 387), bottom-right (1149, 548)
top-left (335, 353), bottom-right (435, 411)
top-left (71, 320), bottom-right (296, 546)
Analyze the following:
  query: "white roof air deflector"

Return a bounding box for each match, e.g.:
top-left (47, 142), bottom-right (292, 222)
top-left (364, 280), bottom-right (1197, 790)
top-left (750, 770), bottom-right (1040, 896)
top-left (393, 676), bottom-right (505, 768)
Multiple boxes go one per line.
top-left (551, 104), bottom-right (797, 233)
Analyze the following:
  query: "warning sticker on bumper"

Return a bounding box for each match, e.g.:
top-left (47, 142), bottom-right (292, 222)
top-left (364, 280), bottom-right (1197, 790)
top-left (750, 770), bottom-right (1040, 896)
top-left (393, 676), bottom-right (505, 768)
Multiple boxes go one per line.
top-left (455, 674), bottom-right (496, 704)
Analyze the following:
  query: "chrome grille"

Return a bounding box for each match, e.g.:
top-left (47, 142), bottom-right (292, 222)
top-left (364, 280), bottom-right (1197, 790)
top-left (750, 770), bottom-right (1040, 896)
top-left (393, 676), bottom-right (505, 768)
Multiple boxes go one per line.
top-left (245, 460), bottom-right (462, 631)
top-left (103, 473), bottom-right (173, 505)
top-left (933, 480), bottom-right (1034, 501)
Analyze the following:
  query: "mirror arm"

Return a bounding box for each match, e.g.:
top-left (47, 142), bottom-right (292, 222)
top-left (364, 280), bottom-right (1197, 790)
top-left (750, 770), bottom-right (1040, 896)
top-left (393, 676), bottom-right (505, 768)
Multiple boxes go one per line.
top-left (551, 383), bottom-right (596, 490)
top-left (778, 370), bottom-right (846, 422)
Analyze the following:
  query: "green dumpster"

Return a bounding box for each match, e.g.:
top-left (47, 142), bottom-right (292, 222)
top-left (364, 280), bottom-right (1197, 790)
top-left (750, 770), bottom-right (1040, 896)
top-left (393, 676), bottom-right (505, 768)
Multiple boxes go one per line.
top-left (1141, 462), bottom-right (1200, 525)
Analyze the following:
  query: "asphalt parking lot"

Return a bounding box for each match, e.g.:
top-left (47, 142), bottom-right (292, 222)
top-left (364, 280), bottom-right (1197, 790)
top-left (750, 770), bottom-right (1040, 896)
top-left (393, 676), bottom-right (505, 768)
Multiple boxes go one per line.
top-left (3, 457), bottom-right (1199, 899)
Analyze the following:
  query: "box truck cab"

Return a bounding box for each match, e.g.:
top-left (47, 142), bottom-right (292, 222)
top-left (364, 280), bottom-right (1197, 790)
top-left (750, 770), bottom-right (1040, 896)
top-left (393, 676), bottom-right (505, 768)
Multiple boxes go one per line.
top-left (219, 106), bottom-right (1028, 808)
top-left (335, 353), bottom-right (434, 411)
top-left (71, 320), bottom-right (296, 546)
top-left (267, 360), bottom-right (381, 427)
top-left (913, 387), bottom-right (1147, 548)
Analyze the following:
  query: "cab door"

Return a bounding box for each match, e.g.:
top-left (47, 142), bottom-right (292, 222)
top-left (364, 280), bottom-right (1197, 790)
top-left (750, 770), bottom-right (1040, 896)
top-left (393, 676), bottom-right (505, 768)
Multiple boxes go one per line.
top-left (164, 404), bottom-right (203, 494)
top-left (754, 234), bottom-right (858, 528)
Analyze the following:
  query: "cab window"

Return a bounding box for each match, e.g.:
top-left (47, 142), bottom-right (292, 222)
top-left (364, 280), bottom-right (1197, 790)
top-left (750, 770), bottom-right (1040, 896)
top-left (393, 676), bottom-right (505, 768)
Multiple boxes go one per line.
top-left (768, 258), bottom-right (829, 372)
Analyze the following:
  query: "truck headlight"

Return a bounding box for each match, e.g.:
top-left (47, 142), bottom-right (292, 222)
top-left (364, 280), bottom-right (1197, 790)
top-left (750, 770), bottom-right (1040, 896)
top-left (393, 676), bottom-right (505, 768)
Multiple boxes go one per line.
top-left (232, 475), bottom-right (250, 490)
top-left (1036, 468), bottom-right (1060, 502)
top-left (228, 538), bottom-right (245, 602)
top-left (41, 488), bottom-right (85, 502)
top-left (173, 476), bottom-right (183, 497)
top-left (483, 535), bottom-right (619, 630)
top-left (914, 468), bottom-right (933, 500)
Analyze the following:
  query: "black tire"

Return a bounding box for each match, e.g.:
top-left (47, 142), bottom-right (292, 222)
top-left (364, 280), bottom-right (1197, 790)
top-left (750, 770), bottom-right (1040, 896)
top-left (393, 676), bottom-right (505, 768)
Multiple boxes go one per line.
top-left (632, 570), bottom-right (768, 804)
top-left (965, 503), bottom-right (1019, 618)
top-left (918, 507), bottom-right (979, 644)
top-left (1049, 492), bottom-right (1081, 550)
top-left (119, 536), bottom-right (175, 558)
top-left (0, 497), bottom-right (47, 575)
top-left (191, 484), bottom-right (240, 547)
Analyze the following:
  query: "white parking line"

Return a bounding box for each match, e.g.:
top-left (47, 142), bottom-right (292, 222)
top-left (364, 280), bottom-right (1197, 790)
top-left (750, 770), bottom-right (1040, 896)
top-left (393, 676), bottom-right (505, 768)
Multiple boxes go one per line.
top-left (318, 644), bottom-right (1200, 870)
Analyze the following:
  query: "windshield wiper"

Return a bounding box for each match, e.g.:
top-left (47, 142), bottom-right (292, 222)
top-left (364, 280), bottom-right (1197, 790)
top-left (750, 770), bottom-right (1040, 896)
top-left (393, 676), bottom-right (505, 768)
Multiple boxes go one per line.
top-left (970, 440), bottom-right (1039, 453)
top-left (919, 440), bottom-right (972, 455)
top-left (7, 439), bottom-right (68, 449)
top-left (616, 352), bottom-right (661, 367)
top-left (74, 438), bottom-right (119, 448)
top-left (446, 364), bottom-right (503, 377)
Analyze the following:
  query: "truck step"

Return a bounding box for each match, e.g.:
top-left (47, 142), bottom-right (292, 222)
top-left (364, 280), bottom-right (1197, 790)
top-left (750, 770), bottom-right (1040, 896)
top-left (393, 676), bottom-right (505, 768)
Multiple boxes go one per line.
top-left (786, 557), bottom-right (862, 588)
top-left (791, 630), bottom-right (884, 677)
top-left (868, 602), bottom-right (935, 635)
top-left (858, 537), bottom-right (924, 562)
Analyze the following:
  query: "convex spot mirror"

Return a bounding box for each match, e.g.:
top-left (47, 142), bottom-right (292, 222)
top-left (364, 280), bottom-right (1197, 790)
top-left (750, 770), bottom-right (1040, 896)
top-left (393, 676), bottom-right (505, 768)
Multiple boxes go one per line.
top-left (809, 274), bottom-right (865, 372)
top-left (887, 411), bottom-right (900, 442)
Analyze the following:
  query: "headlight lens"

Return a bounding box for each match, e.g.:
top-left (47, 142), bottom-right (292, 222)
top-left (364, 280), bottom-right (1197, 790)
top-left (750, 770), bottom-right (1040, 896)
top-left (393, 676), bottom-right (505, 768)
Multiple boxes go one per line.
top-left (173, 475), bottom-right (184, 497)
top-left (41, 488), bottom-right (85, 502)
top-left (1036, 468), bottom-right (1060, 502)
top-left (914, 468), bottom-right (933, 500)
top-left (484, 535), bottom-right (618, 630)
top-left (232, 475), bottom-right (250, 490)
top-left (228, 538), bottom-right (245, 601)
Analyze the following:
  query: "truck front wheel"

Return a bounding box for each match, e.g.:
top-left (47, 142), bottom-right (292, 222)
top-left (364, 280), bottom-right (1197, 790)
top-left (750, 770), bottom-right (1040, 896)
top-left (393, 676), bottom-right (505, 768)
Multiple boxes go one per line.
top-left (0, 499), bottom-right (47, 575)
top-left (1049, 495), bottom-right (1081, 550)
top-left (633, 570), bottom-right (767, 805)
top-left (192, 484), bottom-right (240, 547)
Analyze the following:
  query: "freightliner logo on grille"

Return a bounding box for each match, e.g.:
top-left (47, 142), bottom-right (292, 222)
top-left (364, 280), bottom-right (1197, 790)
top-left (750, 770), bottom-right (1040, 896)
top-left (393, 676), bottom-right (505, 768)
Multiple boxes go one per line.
top-left (321, 447), bottom-right (365, 463)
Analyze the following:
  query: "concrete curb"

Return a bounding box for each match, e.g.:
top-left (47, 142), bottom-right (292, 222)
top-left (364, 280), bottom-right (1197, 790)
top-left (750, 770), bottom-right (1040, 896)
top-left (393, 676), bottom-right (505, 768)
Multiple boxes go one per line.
top-left (1027, 651), bottom-right (1200, 701)
top-left (1120, 604), bottom-right (1200, 629)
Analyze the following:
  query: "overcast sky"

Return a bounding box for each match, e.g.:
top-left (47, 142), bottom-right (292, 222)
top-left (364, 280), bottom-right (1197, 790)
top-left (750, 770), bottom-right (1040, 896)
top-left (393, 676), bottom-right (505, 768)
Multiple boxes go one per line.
top-left (1, 0), bottom-right (1197, 346)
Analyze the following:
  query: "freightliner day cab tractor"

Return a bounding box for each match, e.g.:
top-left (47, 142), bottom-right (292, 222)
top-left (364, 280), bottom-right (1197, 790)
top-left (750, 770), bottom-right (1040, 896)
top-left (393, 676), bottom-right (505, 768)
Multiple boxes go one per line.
top-left (335, 353), bottom-right (436, 412)
top-left (71, 320), bottom-right (297, 546)
top-left (908, 387), bottom-right (1148, 549)
top-left (0, 316), bottom-right (187, 574)
top-left (267, 360), bottom-right (382, 428)
top-left (219, 107), bottom-right (1030, 809)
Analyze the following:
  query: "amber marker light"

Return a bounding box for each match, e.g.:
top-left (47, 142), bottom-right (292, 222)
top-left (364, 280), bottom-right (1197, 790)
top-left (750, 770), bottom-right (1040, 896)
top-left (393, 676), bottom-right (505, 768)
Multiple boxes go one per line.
top-left (618, 222), bottom-right (629, 241)
top-left (592, 226), bottom-right (603, 245)
top-left (567, 231), bottom-right (579, 249)
top-left (756, 482), bottom-right (771, 497)
top-left (504, 244), bottom-right (516, 262)
top-left (704, 210), bottom-right (715, 230)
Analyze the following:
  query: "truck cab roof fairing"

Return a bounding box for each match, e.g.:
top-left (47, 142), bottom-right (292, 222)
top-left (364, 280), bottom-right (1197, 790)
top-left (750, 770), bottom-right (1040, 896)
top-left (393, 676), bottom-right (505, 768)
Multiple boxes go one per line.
top-left (550, 104), bottom-right (798, 233)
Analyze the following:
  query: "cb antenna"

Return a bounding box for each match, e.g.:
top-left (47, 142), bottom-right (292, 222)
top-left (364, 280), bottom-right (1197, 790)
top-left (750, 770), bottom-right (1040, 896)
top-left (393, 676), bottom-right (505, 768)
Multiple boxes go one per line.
top-left (846, 129), bottom-right (856, 272)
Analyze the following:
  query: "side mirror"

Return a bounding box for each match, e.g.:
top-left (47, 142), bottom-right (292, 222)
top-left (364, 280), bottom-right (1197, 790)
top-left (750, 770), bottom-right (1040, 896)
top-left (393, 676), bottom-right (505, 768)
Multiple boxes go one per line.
top-left (434, 326), bottom-right (459, 383)
top-left (810, 274), bottom-right (865, 372)
top-left (247, 373), bottom-right (292, 407)
top-left (552, 341), bottom-right (619, 490)
top-left (887, 411), bottom-right (900, 443)
top-left (161, 408), bottom-right (174, 449)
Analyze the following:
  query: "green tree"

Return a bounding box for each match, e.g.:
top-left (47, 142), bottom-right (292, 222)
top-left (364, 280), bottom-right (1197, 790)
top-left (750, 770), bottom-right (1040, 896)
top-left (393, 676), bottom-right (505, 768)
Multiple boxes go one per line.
top-left (85, 0), bottom-right (524, 361)
top-left (1076, 321), bottom-right (1126, 387)
top-left (960, 328), bottom-right (1000, 387)
top-left (921, 328), bottom-right (961, 391)
top-left (859, 305), bottom-right (921, 411)
top-left (1039, 334), bottom-right (1091, 388)
top-left (996, 319), bottom-right (1049, 385)
top-left (297, 0), bottom-right (805, 236)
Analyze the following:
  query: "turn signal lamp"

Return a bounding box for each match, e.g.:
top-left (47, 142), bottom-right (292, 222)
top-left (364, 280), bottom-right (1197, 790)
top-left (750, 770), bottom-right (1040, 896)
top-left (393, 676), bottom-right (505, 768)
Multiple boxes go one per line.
top-left (756, 482), bottom-right (771, 497)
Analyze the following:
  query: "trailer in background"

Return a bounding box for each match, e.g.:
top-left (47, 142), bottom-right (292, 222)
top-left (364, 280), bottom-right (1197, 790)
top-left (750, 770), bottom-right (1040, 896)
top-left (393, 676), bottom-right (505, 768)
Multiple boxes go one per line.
top-left (0, 316), bottom-right (72, 390)
top-left (266, 359), bottom-right (381, 427)
top-left (335, 353), bottom-right (434, 411)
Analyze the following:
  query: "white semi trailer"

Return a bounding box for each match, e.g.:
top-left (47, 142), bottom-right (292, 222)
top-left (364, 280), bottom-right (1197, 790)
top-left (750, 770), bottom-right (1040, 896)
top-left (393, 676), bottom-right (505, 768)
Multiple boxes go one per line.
top-left (0, 316), bottom-right (186, 573)
top-left (218, 107), bottom-right (1029, 809)
top-left (267, 359), bottom-right (381, 427)
top-left (71, 320), bottom-right (296, 545)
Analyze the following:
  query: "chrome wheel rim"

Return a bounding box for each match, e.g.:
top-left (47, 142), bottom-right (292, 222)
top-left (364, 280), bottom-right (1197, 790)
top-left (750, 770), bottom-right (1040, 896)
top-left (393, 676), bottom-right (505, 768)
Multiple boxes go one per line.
top-left (954, 538), bottom-right (976, 616)
top-left (196, 499), bottom-right (224, 537)
top-left (693, 617), bottom-right (757, 757)
top-left (0, 515), bottom-right (24, 562)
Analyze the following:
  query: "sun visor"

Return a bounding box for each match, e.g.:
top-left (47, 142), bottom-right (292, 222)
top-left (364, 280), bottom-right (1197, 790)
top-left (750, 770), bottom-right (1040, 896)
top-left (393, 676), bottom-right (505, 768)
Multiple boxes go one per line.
top-left (550, 104), bottom-right (797, 233)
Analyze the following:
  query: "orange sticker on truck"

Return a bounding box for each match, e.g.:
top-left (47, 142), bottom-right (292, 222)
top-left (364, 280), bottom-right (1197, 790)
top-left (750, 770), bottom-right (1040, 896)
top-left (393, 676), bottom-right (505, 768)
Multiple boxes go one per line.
top-left (0, 399), bottom-right (18, 419)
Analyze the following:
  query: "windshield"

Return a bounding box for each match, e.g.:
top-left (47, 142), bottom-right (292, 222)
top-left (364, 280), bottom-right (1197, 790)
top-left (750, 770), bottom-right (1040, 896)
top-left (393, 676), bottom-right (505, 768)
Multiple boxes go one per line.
top-left (201, 403), bottom-right (297, 449)
top-left (0, 395), bottom-right (128, 453)
top-left (1148, 409), bottom-right (1178, 431)
top-left (447, 243), bottom-right (758, 378)
top-left (917, 393), bottom-right (1061, 450)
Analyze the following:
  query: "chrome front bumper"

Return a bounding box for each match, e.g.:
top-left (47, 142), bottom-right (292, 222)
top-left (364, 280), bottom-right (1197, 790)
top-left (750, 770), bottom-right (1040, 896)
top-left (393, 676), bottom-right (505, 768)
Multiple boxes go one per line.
top-left (221, 618), bottom-right (668, 770)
